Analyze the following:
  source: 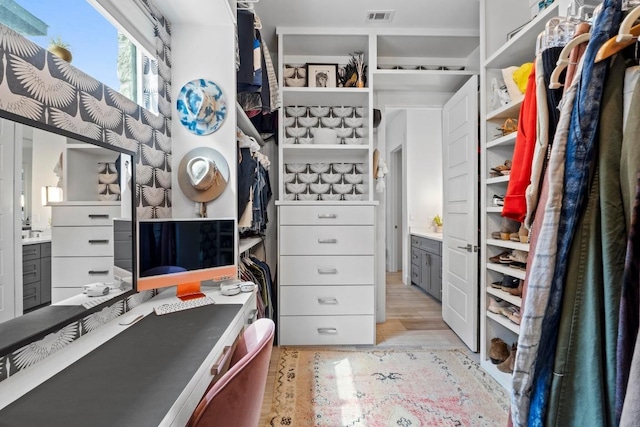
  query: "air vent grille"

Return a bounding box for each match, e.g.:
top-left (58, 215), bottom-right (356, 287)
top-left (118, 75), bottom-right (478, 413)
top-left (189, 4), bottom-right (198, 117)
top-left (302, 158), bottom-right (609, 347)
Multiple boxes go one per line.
top-left (366, 10), bottom-right (395, 22)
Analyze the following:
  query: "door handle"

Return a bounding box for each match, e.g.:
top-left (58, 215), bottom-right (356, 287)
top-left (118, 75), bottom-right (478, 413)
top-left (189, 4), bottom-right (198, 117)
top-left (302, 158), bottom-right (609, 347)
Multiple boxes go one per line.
top-left (318, 297), bottom-right (338, 305)
top-left (317, 268), bottom-right (338, 274)
top-left (457, 244), bottom-right (477, 252)
top-left (317, 213), bottom-right (337, 219)
top-left (318, 238), bottom-right (337, 244)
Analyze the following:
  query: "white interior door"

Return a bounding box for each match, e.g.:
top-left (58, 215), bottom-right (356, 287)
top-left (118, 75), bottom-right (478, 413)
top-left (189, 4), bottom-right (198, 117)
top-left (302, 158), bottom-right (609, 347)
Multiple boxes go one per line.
top-left (441, 76), bottom-right (479, 352)
top-left (0, 118), bottom-right (18, 323)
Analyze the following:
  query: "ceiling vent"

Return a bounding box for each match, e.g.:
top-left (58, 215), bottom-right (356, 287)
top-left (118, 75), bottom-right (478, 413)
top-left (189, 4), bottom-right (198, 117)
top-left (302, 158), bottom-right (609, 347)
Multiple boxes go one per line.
top-left (366, 10), bottom-right (395, 22)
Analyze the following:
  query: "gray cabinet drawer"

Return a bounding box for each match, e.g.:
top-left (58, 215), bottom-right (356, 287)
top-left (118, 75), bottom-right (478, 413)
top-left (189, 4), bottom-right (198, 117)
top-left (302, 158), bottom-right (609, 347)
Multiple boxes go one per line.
top-left (23, 282), bottom-right (40, 310)
top-left (411, 235), bottom-right (441, 255)
top-left (22, 244), bottom-right (41, 261)
top-left (411, 249), bottom-right (421, 265)
top-left (411, 264), bottom-right (420, 284)
top-left (23, 259), bottom-right (41, 284)
top-left (419, 238), bottom-right (440, 255)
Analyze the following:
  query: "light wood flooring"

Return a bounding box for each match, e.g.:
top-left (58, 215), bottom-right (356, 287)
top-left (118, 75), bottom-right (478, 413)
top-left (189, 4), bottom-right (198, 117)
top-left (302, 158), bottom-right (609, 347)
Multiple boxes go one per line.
top-left (258, 271), bottom-right (468, 425)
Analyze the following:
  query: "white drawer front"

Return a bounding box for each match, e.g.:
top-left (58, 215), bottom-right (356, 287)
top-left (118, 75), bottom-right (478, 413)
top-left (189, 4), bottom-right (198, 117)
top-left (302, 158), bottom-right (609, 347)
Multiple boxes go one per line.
top-left (280, 255), bottom-right (374, 285)
top-left (279, 226), bottom-right (374, 255)
top-left (52, 226), bottom-right (114, 256)
top-left (279, 286), bottom-right (374, 316)
top-left (279, 205), bottom-right (374, 225)
top-left (52, 257), bottom-right (114, 286)
top-left (279, 315), bottom-right (375, 345)
top-left (52, 205), bottom-right (121, 226)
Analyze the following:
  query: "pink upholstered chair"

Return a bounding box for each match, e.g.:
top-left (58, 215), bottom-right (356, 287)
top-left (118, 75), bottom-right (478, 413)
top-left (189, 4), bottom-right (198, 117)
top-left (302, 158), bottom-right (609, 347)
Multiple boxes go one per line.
top-left (187, 318), bottom-right (275, 427)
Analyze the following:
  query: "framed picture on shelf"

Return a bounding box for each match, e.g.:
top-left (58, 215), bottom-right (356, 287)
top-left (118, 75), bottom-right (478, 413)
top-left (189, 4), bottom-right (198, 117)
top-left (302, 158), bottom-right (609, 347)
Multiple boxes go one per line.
top-left (307, 63), bottom-right (338, 88)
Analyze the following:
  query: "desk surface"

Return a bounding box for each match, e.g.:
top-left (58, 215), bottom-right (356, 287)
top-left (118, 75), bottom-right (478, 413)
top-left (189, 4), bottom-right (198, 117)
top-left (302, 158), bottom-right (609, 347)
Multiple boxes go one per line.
top-left (0, 288), bottom-right (255, 427)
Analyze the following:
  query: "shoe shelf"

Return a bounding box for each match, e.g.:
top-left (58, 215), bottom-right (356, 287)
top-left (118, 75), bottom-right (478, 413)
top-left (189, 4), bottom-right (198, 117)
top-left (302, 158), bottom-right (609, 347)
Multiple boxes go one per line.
top-left (487, 175), bottom-right (510, 185)
top-left (282, 87), bottom-right (369, 106)
top-left (487, 310), bottom-right (521, 334)
top-left (486, 99), bottom-right (523, 121)
top-left (487, 286), bottom-right (522, 307)
top-left (486, 238), bottom-right (530, 252)
top-left (486, 263), bottom-right (526, 281)
top-left (487, 132), bottom-right (517, 149)
top-left (482, 359), bottom-right (514, 391)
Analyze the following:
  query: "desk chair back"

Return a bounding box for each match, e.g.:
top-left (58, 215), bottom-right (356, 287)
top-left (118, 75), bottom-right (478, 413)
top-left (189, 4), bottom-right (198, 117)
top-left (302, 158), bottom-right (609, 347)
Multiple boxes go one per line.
top-left (187, 318), bottom-right (275, 427)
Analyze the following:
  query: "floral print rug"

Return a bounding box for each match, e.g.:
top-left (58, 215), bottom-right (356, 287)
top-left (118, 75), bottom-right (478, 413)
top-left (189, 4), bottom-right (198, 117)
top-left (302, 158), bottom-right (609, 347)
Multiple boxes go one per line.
top-left (268, 348), bottom-right (509, 427)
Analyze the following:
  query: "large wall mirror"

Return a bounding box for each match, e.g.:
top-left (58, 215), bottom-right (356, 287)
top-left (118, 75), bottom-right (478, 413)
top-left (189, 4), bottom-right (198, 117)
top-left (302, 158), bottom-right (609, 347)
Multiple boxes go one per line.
top-left (0, 0), bottom-right (172, 372)
top-left (0, 113), bottom-right (137, 357)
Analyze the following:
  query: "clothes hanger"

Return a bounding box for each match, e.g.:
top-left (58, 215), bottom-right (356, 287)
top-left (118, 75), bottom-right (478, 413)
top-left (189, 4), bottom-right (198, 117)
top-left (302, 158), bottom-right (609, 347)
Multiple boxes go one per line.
top-left (549, 32), bottom-right (591, 88)
top-left (595, 4), bottom-right (640, 62)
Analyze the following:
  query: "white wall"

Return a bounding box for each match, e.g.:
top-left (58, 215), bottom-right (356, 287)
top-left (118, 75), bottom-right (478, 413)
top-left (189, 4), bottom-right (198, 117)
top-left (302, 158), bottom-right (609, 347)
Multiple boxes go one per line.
top-left (30, 129), bottom-right (66, 231)
top-left (169, 22), bottom-right (237, 220)
top-left (383, 107), bottom-right (443, 285)
top-left (406, 109), bottom-right (443, 230)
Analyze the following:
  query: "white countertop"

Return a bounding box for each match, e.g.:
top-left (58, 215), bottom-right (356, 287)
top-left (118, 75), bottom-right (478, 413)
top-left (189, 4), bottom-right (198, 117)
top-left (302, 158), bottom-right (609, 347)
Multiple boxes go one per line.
top-left (410, 227), bottom-right (443, 242)
top-left (21, 236), bottom-right (52, 245)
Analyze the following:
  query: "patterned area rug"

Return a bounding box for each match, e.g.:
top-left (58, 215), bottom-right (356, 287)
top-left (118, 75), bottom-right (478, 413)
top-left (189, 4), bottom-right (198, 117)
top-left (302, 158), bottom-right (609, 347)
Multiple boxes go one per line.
top-left (268, 348), bottom-right (509, 427)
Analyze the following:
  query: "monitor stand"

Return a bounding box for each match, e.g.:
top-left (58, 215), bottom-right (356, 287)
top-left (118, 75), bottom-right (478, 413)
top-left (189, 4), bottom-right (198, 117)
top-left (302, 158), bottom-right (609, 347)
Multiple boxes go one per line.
top-left (176, 282), bottom-right (205, 301)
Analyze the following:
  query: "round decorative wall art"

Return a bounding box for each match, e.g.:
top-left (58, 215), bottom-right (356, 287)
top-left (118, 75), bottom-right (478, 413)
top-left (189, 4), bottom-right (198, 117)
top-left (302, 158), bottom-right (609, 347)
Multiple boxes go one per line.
top-left (176, 79), bottom-right (227, 136)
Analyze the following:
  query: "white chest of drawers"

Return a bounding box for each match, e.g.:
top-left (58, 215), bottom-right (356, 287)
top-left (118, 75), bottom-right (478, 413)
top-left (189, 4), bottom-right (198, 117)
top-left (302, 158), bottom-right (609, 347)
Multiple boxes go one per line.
top-left (277, 204), bottom-right (376, 345)
top-left (50, 202), bottom-right (121, 303)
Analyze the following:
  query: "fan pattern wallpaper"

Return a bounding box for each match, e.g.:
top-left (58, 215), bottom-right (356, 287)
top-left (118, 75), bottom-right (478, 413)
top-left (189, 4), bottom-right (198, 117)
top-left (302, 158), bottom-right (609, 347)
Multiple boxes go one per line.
top-left (0, 0), bottom-right (172, 382)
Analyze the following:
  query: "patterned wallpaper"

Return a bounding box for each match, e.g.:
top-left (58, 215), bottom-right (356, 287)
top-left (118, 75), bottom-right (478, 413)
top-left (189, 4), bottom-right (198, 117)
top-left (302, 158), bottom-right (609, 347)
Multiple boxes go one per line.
top-left (0, 0), bottom-right (172, 219)
top-left (0, 0), bottom-right (172, 382)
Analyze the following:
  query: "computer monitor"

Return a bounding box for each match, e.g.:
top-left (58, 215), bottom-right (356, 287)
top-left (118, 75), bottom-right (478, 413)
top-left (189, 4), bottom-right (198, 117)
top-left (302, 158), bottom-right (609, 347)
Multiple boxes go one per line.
top-left (113, 219), bottom-right (134, 290)
top-left (137, 218), bottom-right (237, 300)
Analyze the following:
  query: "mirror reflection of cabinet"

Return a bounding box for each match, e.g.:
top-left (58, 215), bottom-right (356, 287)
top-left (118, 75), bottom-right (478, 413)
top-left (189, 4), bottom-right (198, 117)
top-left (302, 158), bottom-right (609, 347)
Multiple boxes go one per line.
top-left (50, 147), bottom-right (132, 303)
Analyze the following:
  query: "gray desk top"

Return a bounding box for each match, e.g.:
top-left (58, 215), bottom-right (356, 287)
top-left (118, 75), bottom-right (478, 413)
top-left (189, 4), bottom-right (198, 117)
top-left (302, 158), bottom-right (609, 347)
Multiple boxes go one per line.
top-left (0, 303), bottom-right (242, 427)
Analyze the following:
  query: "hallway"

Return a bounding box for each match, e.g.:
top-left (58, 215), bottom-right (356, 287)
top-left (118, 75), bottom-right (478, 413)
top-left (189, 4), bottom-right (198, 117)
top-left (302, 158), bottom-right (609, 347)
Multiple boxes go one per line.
top-left (259, 271), bottom-right (467, 424)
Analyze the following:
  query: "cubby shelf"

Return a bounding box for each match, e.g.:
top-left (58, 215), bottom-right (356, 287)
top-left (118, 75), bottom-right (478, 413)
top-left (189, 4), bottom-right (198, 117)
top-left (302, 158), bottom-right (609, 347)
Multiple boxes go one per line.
top-left (487, 310), bottom-right (520, 334)
top-left (487, 286), bottom-right (522, 307)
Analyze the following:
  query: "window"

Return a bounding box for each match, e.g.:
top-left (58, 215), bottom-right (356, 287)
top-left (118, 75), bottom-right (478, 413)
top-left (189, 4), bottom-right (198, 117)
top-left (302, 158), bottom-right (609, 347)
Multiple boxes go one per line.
top-left (0, 0), bottom-right (158, 112)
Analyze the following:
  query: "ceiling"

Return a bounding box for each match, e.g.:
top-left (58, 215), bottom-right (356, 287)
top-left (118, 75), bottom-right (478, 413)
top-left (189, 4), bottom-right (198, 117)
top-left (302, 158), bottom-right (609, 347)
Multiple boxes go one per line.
top-left (252, 0), bottom-right (481, 49)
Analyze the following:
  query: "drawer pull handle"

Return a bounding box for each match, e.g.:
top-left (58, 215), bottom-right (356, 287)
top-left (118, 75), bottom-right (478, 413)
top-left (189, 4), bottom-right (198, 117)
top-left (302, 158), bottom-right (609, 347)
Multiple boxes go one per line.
top-left (210, 345), bottom-right (232, 375)
top-left (88, 214), bottom-right (110, 219)
top-left (318, 214), bottom-right (337, 219)
top-left (317, 268), bottom-right (338, 274)
top-left (88, 270), bottom-right (109, 275)
top-left (317, 327), bottom-right (338, 335)
top-left (88, 239), bottom-right (109, 244)
top-left (318, 238), bottom-right (337, 244)
top-left (318, 297), bottom-right (338, 305)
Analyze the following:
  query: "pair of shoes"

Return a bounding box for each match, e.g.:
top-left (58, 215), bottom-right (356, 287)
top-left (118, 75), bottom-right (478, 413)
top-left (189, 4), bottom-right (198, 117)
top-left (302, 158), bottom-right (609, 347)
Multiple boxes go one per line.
top-left (509, 223), bottom-right (528, 242)
top-left (497, 343), bottom-right (517, 373)
top-left (500, 275), bottom-right (520, 291)
top-left (489, 250), bottom-right (511, 264)
top-left (488, 296), bottom-right (510, 314)
top-left (509, 249), bottom-right (529, 267)
top-left (492, 194), bottom-right (505, 206)
top-left (489, 337), bottom-right (510, 364)
top-left (503, 279), bottom-right (523, 297)
top-left (491, 159), bottom-right (513, 177)
top-left (500, 217), bottom-right (520, 240)
top-left (508, 308), bottom-right (521, 325)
